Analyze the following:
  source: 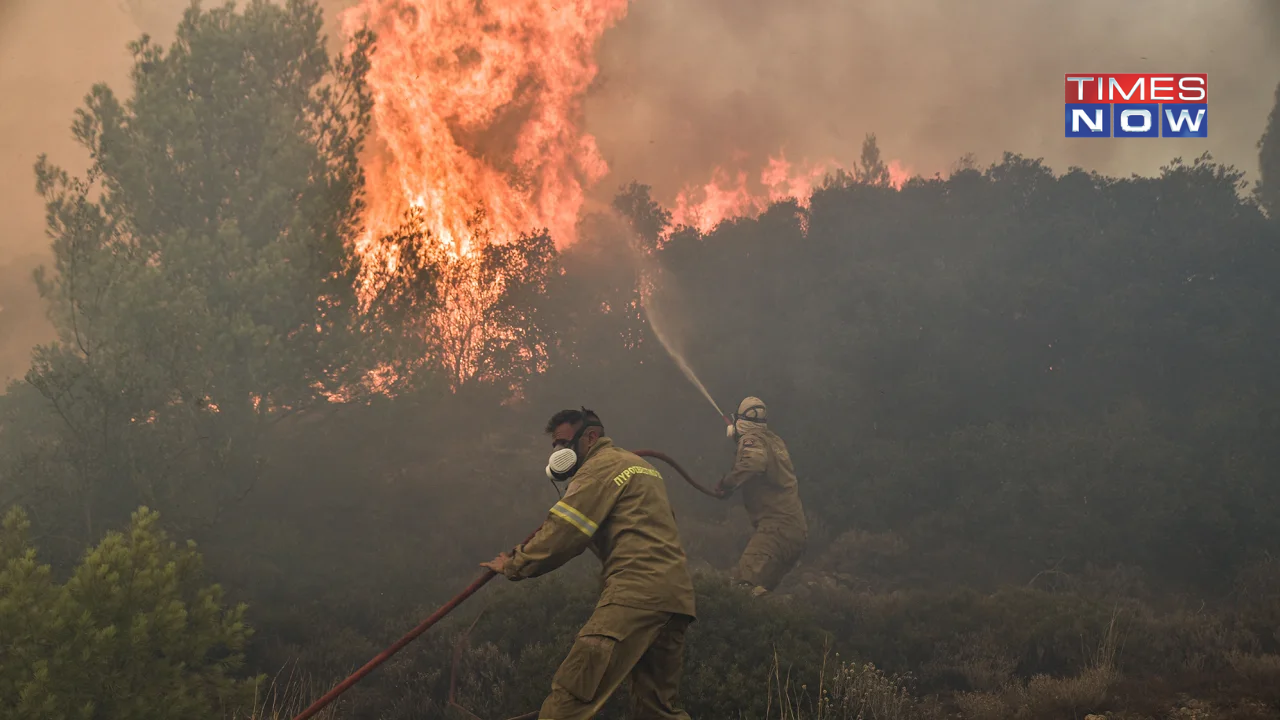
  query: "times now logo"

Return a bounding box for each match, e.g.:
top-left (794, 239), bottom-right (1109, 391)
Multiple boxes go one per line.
top-left (1064, 74), bottom-right (1207, 138)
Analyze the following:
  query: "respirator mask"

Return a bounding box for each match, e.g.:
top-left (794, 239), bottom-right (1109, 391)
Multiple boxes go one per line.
top-left (726, 401), bottom-right (767, 439)
top-left (546, 419), bottom-right (603, 482)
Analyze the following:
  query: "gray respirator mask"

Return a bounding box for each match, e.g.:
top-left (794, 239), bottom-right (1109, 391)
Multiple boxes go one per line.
top-left (726, 404), bottom-right (767, 439)
top-left (546, 420), bottom-right (602, 482)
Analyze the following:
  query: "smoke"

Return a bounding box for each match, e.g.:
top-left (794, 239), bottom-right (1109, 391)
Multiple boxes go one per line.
top-left (0, 0), bottom-right (354, 383)
top-left (1, 1), bottom-right (128, 265)
top-left (626, 225), bottom-right (727, 422)
top-left (0, 254), bottom-right (46, 386)
top-left (585, 0), bottom-right (1280, 206)
top-left (0, 0), bottom-right (177, 383)
top-left (0, 0), bottom-right (352, 267)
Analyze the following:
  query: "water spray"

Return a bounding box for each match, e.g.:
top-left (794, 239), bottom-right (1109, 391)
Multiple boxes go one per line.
top-left (640, 285), bottom-right (730, 426)
top-left (625, 235), bottom-right (729, 427)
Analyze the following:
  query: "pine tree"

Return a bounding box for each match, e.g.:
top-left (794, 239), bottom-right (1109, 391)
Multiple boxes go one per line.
top-left (854, 133), bottom-right (892, 187)
top-left (0, 506), bottom-right (260, 718)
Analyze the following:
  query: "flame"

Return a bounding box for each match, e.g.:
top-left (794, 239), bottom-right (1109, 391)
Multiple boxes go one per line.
top-left (335, 0), bottom-right (628, 389)
top-left (670, 153), bottom-right (913, 235)
top-left (332, 1), bottom-right (916, 392)
top-left (340, 0), bottom-right (627, 261)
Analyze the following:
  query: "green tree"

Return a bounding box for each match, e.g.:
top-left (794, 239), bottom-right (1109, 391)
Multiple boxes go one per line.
top-left (20, 0), bottom-right (375, 539)
top-left (0, 505), bottom-right (258, 718)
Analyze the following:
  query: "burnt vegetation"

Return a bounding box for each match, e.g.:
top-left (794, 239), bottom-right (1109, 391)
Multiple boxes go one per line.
top-left (4, 2), bottom-right (1280, 719)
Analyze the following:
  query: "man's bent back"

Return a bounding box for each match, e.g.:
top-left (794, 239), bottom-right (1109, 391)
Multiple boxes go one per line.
top-left (484, 407), bottom-right (696, 719)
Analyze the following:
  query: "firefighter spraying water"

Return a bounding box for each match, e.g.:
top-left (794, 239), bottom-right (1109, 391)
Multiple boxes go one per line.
top-left (717, 397), bottom-right (809, 596)
top-left (631, 245), bottom-right (808, 596)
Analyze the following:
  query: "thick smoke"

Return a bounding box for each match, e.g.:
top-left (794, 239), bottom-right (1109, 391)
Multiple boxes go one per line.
top-left (586, 0), bottom-right (1280, 206)
top-left (0, 1), bottom-right (134, 266)
top-left (0, 0), bottom-right (351, 266)
top-left (0, 0), bottom-right (149, 382)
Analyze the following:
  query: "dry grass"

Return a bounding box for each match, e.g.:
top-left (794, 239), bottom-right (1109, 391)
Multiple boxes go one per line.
top-left (922, 628), bottom-right (1017, 693)
top-left (952, 604), bottom-right (1123, 720)
top-left (239, 664), bottom-right (340, 720)
top-left (1226, 651), bottom-right (1280, 685)
top-left (764, 644), bottom-right (933, 720)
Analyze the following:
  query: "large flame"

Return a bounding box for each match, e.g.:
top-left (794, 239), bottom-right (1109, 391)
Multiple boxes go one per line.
top-left (335, 1), bottom-right (915, 390)
top-left (337, 0), bottom-right (628, 388)
top-left (340, 0), bottom-right (628, 260)
top-left (670, 153), bottom-right (913, 235)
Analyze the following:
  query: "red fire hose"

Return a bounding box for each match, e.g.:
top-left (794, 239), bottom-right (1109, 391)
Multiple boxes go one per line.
top-left (634, 448), bottom-right (721, 499)
top-left (291, 449), bottom-right (717, 720)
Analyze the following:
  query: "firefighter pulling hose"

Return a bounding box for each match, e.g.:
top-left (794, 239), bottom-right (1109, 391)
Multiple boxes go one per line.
top-left (292, 408), bottom-right (714, 720)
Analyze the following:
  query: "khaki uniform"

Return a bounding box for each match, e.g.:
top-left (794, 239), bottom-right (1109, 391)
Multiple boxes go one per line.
top-left (720, 427), bottom-right (808, 591)
top-left (503, 437), bottom-right (696, 719)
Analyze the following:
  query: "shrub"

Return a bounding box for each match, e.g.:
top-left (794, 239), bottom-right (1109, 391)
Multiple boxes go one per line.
top-left (0, 506), bottom-right (260, 718)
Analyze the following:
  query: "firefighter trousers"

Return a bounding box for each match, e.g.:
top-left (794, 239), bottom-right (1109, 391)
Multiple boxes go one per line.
top-left (537, 603), bottom-right (693, 719)
top-left (735, 524), bottom-right (807, 591)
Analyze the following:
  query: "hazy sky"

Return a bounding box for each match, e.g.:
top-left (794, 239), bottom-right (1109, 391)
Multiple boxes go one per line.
top-left (588, 0), bottom-right (1280, 206)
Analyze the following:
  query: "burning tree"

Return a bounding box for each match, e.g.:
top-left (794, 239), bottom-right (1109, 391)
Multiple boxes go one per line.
top-left (359, 206), bottom-right (559, 392)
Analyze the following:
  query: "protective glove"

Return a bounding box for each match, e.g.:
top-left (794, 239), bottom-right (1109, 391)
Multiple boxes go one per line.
top-left (714, 477), bottom-right (731, 499)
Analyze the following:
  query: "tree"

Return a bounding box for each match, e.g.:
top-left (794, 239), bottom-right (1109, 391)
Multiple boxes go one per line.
top-left (1256, 81), bottom-right (1280, 216)
top-left (20, 0), bottom-right (375, 539)
top-left (0, 506), bottom-right (258, 718)
top-left (475, 231), bottom-right (559, 391)
top-left (854, 133), bottom-right (892, 187)
top-left (358, 207), bottom-right (560, 393)
top-left (585, 147), bottom-right (1280, 589)
top-left (612, 181), bottom-right (672, 250)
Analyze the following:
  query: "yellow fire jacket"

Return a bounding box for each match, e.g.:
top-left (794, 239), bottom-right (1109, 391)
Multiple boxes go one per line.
top-left (502, 437), bottom-right (697, 618)
top-left (720, 427), bottom-right (807, 534)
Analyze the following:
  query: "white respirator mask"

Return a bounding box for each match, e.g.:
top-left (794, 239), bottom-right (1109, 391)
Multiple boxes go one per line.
top-left (546, 447), bottom-right (579, 481)
top-left (545, 419), bottom-right (602, 482)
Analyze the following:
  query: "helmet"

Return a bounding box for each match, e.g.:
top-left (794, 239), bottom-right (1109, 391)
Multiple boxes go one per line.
top-left (735, 397), bottom-right (767, 423)
top-left (727, 397), bottom-right (767, 438)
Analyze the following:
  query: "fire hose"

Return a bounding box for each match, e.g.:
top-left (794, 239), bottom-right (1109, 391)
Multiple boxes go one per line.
top-left (291, 449), bottom-right (718, 720)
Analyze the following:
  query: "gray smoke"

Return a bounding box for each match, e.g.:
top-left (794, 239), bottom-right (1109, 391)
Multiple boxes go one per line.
top-left (585, 0), bottom-right (1280, 206)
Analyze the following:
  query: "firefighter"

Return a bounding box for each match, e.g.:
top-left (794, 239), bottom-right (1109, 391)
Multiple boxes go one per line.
top-left (482, 407), bottom-right (697, 720)
top-left (715, 397), bottom-right (808, 597)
